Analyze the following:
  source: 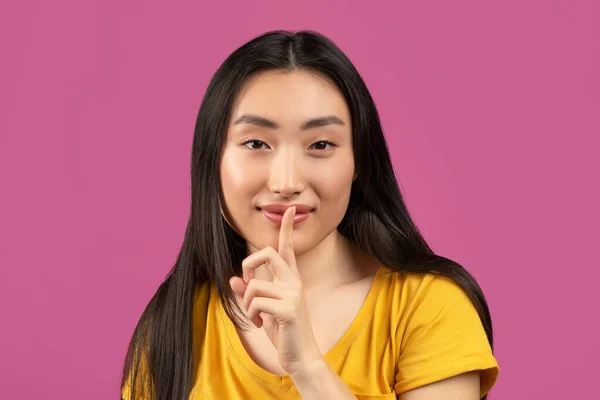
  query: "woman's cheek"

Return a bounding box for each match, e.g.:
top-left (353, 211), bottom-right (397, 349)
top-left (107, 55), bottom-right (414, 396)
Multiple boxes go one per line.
top-left (316, 161), bottom-right (354, 195)
top-left (220, 151), bottom-right (257, 228)
top-left (222, 150), bottom-right (260, 192)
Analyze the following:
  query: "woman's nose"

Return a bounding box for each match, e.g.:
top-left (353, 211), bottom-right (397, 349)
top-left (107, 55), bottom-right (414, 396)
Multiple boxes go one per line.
top-left (268, 151), bottom-right (305, 197)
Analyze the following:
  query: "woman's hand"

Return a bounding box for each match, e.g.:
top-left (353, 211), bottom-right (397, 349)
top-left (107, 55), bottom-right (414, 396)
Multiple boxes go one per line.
top-left (229, 206), bottom-right (323, 376)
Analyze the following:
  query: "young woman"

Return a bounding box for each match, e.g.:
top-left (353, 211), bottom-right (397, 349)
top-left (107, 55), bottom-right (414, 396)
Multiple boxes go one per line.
top-left (121, 30), bottom-right (499, 400)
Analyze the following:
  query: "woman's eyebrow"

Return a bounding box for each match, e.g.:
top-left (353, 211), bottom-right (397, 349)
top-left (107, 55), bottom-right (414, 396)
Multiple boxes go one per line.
top-left (232, 114), bottom-right (346, 131)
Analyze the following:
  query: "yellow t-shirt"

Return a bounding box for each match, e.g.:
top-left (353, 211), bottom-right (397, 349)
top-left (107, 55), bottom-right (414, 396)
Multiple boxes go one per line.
top-left (122, 266), bottom-right (499, 399)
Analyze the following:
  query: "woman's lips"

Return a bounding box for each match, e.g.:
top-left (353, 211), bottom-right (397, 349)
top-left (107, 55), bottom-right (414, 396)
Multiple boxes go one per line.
top-left (259, 208), bottom-right (311, 224)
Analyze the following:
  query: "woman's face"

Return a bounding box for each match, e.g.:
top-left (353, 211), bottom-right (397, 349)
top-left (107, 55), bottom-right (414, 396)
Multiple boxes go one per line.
top-left (220, 69), bottom-right (355, 256)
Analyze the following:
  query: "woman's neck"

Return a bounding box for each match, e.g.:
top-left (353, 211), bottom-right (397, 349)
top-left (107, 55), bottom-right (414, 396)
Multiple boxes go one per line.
top-left (246, 230), bottom-right (373, 295)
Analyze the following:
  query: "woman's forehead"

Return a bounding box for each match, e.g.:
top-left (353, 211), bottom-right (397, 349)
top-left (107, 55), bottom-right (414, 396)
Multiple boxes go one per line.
top-left (229, 70), bottom-right (351, 128)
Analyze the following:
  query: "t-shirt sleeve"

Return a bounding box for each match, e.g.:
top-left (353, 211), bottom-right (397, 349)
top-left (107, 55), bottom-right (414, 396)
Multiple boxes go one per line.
top-left (394, 275), bottom-right (499, 398)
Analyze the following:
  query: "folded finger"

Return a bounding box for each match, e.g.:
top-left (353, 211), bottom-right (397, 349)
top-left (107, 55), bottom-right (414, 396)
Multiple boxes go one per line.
top-left (247, 297), bottom-right (295, 325)
top-left (242, 246), bottom-right (295, 283)
top-left (242, 278), bottom-right (296, 310)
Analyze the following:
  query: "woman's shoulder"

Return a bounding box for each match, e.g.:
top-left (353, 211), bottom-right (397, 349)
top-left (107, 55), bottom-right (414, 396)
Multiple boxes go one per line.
top-left (379, 267), bottom-right (469, 299)
top-left (377, 268), bottom-right (498, 397)
top-left (375, 267), bottom-right (481, 324)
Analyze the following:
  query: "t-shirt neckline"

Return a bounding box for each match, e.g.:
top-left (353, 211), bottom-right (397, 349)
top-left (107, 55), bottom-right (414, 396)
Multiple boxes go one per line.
top-left (215, 265), bottom-right (386, 388)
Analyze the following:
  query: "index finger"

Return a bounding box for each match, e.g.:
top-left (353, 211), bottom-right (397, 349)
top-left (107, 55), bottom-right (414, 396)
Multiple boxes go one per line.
top-left (278, 206), bottom-right (298, 273)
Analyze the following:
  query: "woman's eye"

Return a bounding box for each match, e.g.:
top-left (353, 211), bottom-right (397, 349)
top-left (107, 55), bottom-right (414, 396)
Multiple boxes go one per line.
top-left (310, 140), bottom-right (336, 150)
top-left (242, 140), bottom-right (336, 151)
top-left (243, 140), bottom-right (268, 150)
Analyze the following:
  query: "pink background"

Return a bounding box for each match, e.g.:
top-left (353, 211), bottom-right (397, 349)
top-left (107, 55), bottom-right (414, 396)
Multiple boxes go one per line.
top-left (1, 0), bottom-right (598, 398)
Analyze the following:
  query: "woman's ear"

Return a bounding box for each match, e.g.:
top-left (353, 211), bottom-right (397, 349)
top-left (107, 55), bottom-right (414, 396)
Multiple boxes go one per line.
top-left (352, 171), bottom-right (358, 181)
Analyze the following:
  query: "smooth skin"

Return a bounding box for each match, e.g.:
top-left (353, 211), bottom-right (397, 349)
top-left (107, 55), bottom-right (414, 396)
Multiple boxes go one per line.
top-left (223, 70), bottom-right (481, 399)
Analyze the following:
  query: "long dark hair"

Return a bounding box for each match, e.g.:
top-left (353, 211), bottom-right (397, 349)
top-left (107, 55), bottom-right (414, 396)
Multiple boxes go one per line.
top-left (121, 29), bottom-right (494, 400)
